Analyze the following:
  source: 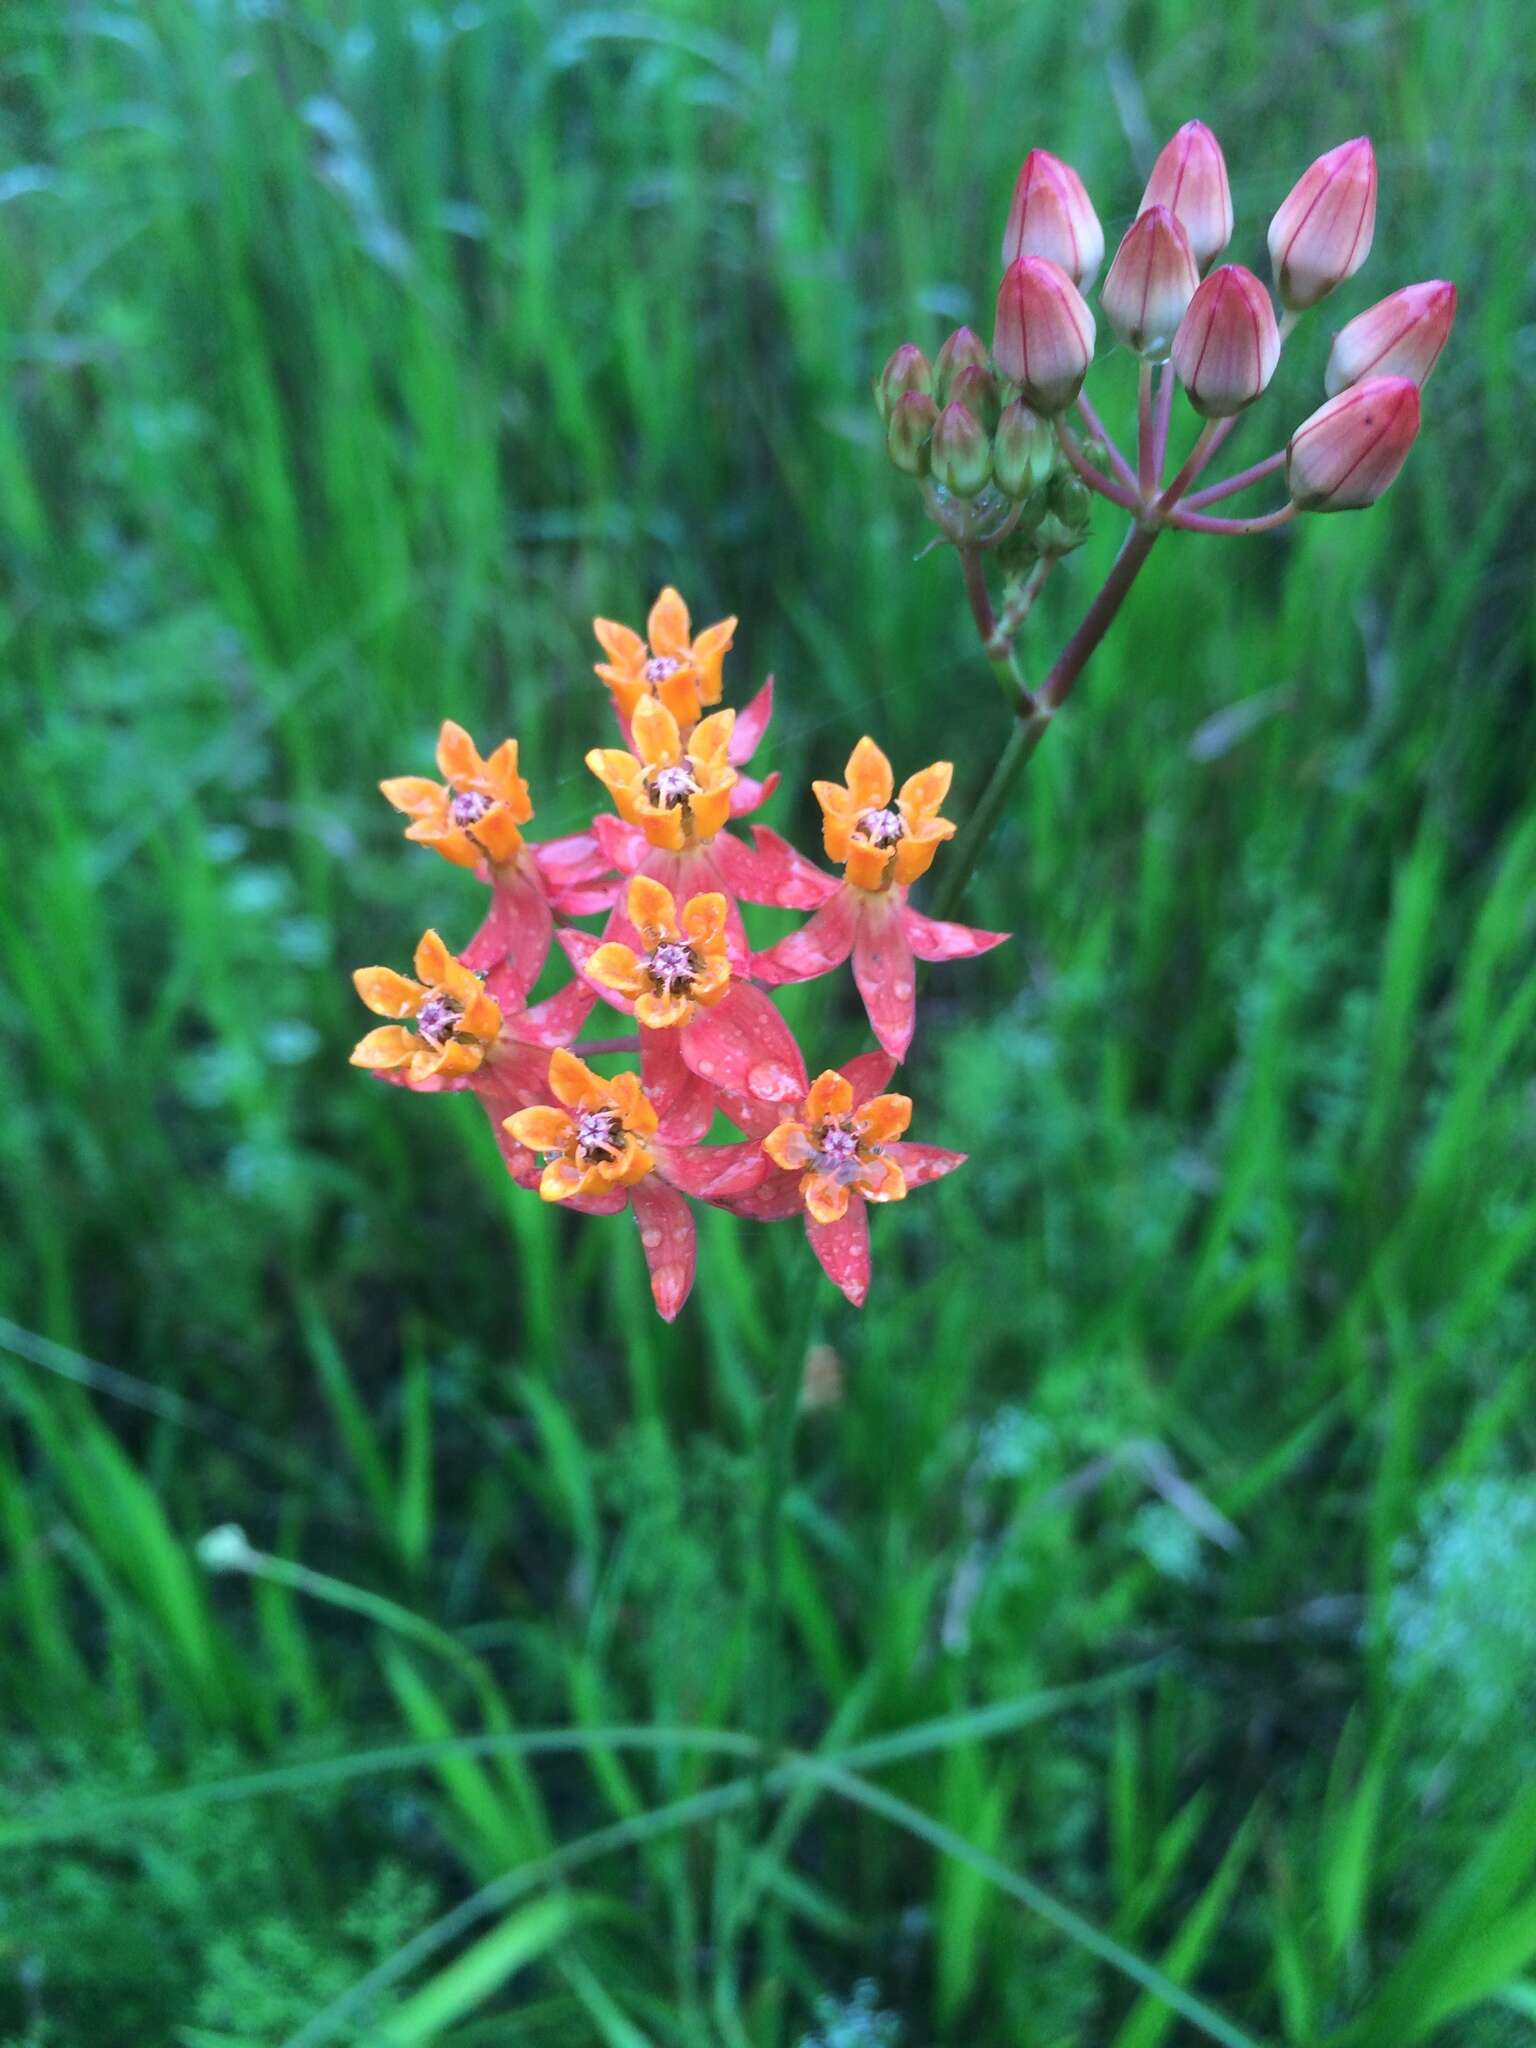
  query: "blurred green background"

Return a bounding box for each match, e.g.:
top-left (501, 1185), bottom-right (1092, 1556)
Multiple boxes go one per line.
top-left (3, 0), bottom-right (1535, 2042)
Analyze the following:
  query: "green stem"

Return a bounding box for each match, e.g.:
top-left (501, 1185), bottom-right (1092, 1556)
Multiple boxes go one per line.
top-left (959, 546), bottom-right (1032, 713)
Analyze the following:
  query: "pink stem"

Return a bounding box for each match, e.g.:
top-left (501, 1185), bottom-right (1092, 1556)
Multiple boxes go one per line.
top-left (1056, 421), bottom-right (1143, 513)
top-left (1137, 361), bottom-right (1156, 497)
top-left (1182, 450), bottom-right (1287, 509)
top-left (1169, 501), bottom-right (1298, 536)
top-left (1074, 392), bottom-right (1140, 495)
top-left (1150, 364), bottom-right (1176, 482)
top-left (1040, 520), bottom-right (1161, 711)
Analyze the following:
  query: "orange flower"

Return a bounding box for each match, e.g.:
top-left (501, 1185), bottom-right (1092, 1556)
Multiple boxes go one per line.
top-left (813, 737), bottom-right (955, 891)
top-left (586, 697), bottom-right (737, 852)
top-left (586, 876), bottom-right (731, 1029)
top-left (762, 1070), bottom-right (911, 1224)
top-left (380, 721), bottom-right (533, 869)
top-left (351, 929), bottom-right (503, 1082)
top-left (505, 1048), bottom-right (659, 1202)
top-left (593, 587), bottom-right (737, 730)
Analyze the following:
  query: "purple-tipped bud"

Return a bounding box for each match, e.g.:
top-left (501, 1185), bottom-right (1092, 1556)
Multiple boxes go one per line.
top-left (1001, 148), bottom-right (1105, 289)
top-left (947, 362), bottom-right (1002, 435)
top-left (1171, 265), bottom-right (1281, 418)
top-left (991, 398), bottom-right (1056, 499)
top-left (1324, 280), bottom-right (1456, 397)
top-left (886, 390), bottom-right (938, 477)
top-left (1287, 375), bottom-right (1421, 512)
top-left (993, 256), bottom-right (1096, 414)
top-left (1139, 121), bottom-right (1233, 272)
top-left (930, 401), bottom-right (992, 497)
top-left (1268, 138), bottom-right (1377, 311)
top-left (876, 343), bottom-right (933, 423)
top-left (1100, 206), bottom-right (1200, 359)
top-left (933, 326), bottom-right (990, 404)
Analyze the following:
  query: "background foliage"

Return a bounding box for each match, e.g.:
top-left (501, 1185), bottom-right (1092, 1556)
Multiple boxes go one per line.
top-left (2, 0), bottom-right (1535, 2042)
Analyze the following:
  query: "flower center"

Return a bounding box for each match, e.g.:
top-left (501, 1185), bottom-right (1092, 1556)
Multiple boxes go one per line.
top-left (856, 806), bottom-right (906, 848)
top-left (575, 1109), bottom-right (624, 1161)
top-left (816, 1123), bottom-right (864, 1179)
top-left (450, 789), bottom-right (494, 827)
top-left (417, 994), bottom-right (461, 1045)
top-left (643, 655), bottom-right (684, 684)
top-left (647, 763), bottom-right (699, 809)
top-left (648, 940), bottom-right (697, 990)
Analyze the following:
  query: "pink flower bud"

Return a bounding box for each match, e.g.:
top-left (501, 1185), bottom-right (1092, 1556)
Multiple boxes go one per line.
top-left (1001, 148), bottom-right (1105, 289)
top-left (1324, 280), bottom-right (1456, 397)
top-left (1138, 121), bottom-right (1233, 272)
top-left (933, 325), bottom-right (990, 403)
top-left (1286, 376), bottom-right (1421, 512)
top-left (1171, 265), bottom-right (1280, 418)
top-left (1100, 206), bottom-right (1200, 359)
top-left (1267, 138), bottom-right (1377, 311)
top-left (993, 256), bottom-right (1096, 414)
top-left (876, 343), bottom-right (933, 422)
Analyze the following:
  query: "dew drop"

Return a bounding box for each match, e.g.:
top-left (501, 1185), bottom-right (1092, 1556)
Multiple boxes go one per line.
top-left (747, 1060), bottom-right (799, 1101)
top-left (893, 981), bottom-right (913, 1001)
top-left (640, 1227), bottom-right (663, 1249)
top-left (696, 1058), bottom-right (715, 1076)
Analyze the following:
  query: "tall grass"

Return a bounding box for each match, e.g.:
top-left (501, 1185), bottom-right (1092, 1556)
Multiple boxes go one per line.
top-left (2, 1), bottom-right (1534, 2041)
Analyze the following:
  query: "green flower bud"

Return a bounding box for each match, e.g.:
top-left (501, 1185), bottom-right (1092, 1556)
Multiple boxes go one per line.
top-left (886, 390), bottom-right (938, 476)
top-left (1035, 471), bottom-right (1093, 555)
top-left (946, 363), bottom-right (1001, 436)
top-left (929, 401), bottom-right (992, 497)
top-left (991, 398), bottom-right (1056, 499)
top-left (875, 343), bottom-right (933, 424)
top-left (933, 326), bottom-right (989, 404)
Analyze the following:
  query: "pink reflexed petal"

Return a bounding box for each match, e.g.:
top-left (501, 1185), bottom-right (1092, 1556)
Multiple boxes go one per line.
top-left (680, 983), bottom-right (807, 1109)
top-left (472, 1043), bottom-right (556, 1121)
top-left (630, 1178), bottom-right (697, 1322)
top-left (641, 1023), bottom-right (716, 1143)
top-left (840, 1049), bottom-right (900, 1106)
top-left (727, 675), bottom-right (775, 764)
top-left (656, 1136), bottom-right (777, 1202)
top-left (371, 1064), bottom-right (471, 1095)
top-left (805, 1201), bottom-right (872, 1307)
top-left (727, 770), bottom-right (782, 819)
top-left (901, 903), bottom-right (1010, 962)
top-left (460, 864), bottom-right (553, 1000)
top-left (532, 830), bottom-right (614, 890)
top-left (593, 813), bottom-right (651, 876)
top-left (719, 1169), bottom-right (805, 1222)
top-left (515, 975), bottom-right (599, 1047)
top-left (852, 892), bottom-right (917, 1061)
top-left (752, 887), bottom-right (859, 986)
top-left (556, 927), bottom-right (636, 1017)
top-left (720, 825), bottom-right (841, 911)
top-left (885, 1141), bottom-right (968, 1188)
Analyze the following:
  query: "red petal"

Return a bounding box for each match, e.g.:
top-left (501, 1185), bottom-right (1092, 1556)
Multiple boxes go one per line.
top-left (472, 1043), bottom-right (556, 1119)
top-left (556, 927), bottom-right (636, 1017)
top-left (681, 983), bottom-right (807, 1108)
top-left (630, 1179), bottom-right (697, 1322)
top-left (370, 1065), bottom-right (471, 1095)
top-left (852, 892), bottom-right (917, 1061)
top-left (901, 903), bottom-right (1009, 962)
top-left (719, 1169), bottom-right (805, 1222)
top-left (460, 865), bottom-right (553, 1000)
top-left (641, 1023), bottom-right (716, 1143)
top-left (752, 887), bottom-right (859, 985)
top-left (532, 830), bottom-right (614, 890)
top-left (515, 975), bottom-right (599, 1047)
top-left (727, 674), bottom-right (774, 764)
top-left (885, 1141), bottom-right (967, 1188)
top-left (806, 1201), bottom-right (872, 1306)
top-left (657, 1137), bottom-right (776, 1202)
top-left (728, 769), bottom-right (781, 818)
top-left (840, 1049), bottom-right (899, 1105)
top-left (722, 825), bottom-right (840, 910)
top-left (593, 812), bottom-right (651, 875)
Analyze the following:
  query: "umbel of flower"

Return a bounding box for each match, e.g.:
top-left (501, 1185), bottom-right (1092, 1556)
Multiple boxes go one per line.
top-left (351, 930), bottom-right (502, 1084)
top-left (592, 586), bottom-right (736, 732)
top-left (993, 256), bottom-right (1096, 413)
top-left (1101, 206), bottom-right (1200, 360)
top-left (587, 698), bottom-right (737, 851)
top-left (1171, 265), bottom-right (1280, 418)
top-left (1268, 137), bottom-right (1377, 311)
top-left (1001, 148), bottom-right (1105, 288)
top-left (1287, 376), bottom-right (1422, 512)
top-left (1138, 121), bottom-right (1234, 273)
top-left (1325, 281), bottom-right (1457, 397)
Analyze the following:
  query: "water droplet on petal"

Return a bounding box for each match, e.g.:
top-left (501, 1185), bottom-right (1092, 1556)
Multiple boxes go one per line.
top-left (696, 1058), bottom-right (715, 1076)
top-left (893, 981), bottom-right (913, 1001)
top-left (640, 1227), bottom-right (663, 1249)
top-left (747, 1060), bottom-right (800, 1101)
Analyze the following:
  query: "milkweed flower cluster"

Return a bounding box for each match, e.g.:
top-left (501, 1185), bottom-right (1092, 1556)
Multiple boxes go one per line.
top-left (351, 591), bottom-right (1000, 1320)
